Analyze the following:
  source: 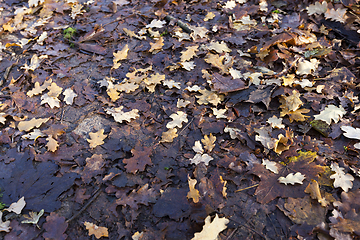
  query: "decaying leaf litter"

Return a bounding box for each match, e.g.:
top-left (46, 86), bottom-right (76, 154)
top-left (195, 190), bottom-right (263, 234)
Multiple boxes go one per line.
top-left (0, 0), bottom-right (360, 239)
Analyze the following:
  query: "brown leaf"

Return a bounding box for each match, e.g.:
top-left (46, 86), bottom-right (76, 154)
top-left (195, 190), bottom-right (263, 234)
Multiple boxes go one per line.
top-left (210, 72), bottom-right (246, 93)
top-left (187, 176), bottom-right (200, 203)
top-left (123, 144), bottom-right (152, 173)
top-left (43, 212), bottom-right (68, 240)
top-left (82, 154), bottom-right (105, 183)
top-left (84, 222), bottom-right (109, 239)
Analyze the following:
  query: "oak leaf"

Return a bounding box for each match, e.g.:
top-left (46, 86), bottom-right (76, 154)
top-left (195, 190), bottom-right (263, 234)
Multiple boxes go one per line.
top-left (166, 111), bottom-right (188, 129)
top-left (196, 89), bottom-right (222, 106)
top-left (279, 90), bottom-right (303, 116)
top-left (112, 44), bottom-right (129, 69)
top-left (192, 214), bottom-right (229, 240)
top-left (262, 159), bottom-right (279, 174)
top-left (21, 54), bottom-right (40, 72)
top-left (341, 126), bottom-right (360, 140)
top-left (46, 135), bottom-right (59, 152)
top-left (180, 61), bottom-right (196, 71)
top-left (325, 8), bottom-right (347, 23)
top-left (160, 128), bottom-right (178, 143)
top-left (212, 108), bottom-right (227, 119)
top-left (0, 113), bottom-right (6, 124)
top-left (123, 145), bottom-right (152, 173)
top-left (41, 93), bottom-right (61, 108)
top-left (146, 19), bottom-right (166, 28)
top-left (18, 117), bottom-right (50, 132)
top-left (63, 88), bottom-right (77, 105)
top-left (87, 129), bottom-right (107, 149)
top-left (307, 1), bottom-right (327, 16)
top-left (201, 133), bottom-right (216, 152)
top-left (187, 176), bottom-right (200, 203)
top-left (267, 116), bottom-right (284, 129)
top-left (22, 129), bottom-right (46, 140)
top-left (22, 209), bottom-right (44, 228)
top-left (177, 99), bottom-right (191, 108)
top-left (204, 11), bottom-right (215, 21)
top-left (296, 58), bottom-right (319, 75)
top-left (163, 79), bottom-right (181, 89)
top-left (27, 79), bottom-right (52, 97)
top-left (204, 53), bottom-right (231, 74)
top-left (149, 37), bottom-right (164, 53)
top-left (206, 41), bottom-right (231, 54)
top-left (305, 179), bottom-right (329, 207)
top-left (314, 105), bottom-right (346, 125)
top-left (278, 172), bottom-right (306, 185)
top-left (105, 106), bottom-right (139, 123)
top-left (330, 162), bottom-right (354, 192)
top-left (180, 45), bottom-right (198, 62)
top-left (193, 140), bottom-right (204, 154)
top-left (84, 222), bottom-right (109, 239)
top-left (115, 82), bottom-right (139, 93)
top-left (189, 25), bottom-right (208, 40)
top-left (190, 153), bottom-right (213, 165)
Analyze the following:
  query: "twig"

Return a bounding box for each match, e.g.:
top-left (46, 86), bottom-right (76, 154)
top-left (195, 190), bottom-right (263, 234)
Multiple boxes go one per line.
top-left (229, 219), bottom-right (267, 239)
top-left (226, 227), bottom-right (239, 240)
top-left (66, 186), bottom-right (101, 223)
top-left (235, 184), bottom-right (259, 192)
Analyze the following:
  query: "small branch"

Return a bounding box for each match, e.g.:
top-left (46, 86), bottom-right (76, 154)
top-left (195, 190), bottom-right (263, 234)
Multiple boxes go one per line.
top-left (164, 15), bottom-right (192, 34)
top-left (235, 184), bottom-right (259, 192)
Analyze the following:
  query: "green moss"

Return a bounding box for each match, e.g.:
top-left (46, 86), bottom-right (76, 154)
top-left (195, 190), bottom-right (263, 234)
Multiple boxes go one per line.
top-left (63, 27), bottom-right (76, 41)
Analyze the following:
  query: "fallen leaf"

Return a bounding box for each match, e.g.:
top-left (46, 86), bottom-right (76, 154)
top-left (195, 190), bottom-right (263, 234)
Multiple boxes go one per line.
top-left (0, 212), bottom-right (11, 232)
top-left (105, 106), bottom-right (139, 123)
top-left (63, 88), bottom-right (77, 105)
top-left (190, 153), bottom-right (213, 165)
top-left (87, 129), bottom-right (107, 149)
top-left (187, 175), bottom-right (200, 203)
top-left (192, 214), bottom-right (229, 240)
top-left (330, 162), bottom-right (354, 192)
top-left (201, 133), bottom-right (216, 152)
top-left (46, 135), bottom-right (59, 152)
top-left (160, 128), bottom-right (178, 143)
top-left (278, 172), bottom-right (306, 185)
top-left (180, 45), bottom-right (198, 62)
top-left (325, 8), bottom-right (347, 23)
top-left (18, 117), bottom-right (50, 132)
top-left (146, 19), bottom-right (166, 28)
top-left (267, 116), bottom-right (285, 129)
top-left (21, 209), bottom-right (44, 228)
top-left (149, 37), bottom-right (164, 53)
top-left (314, 105), bottom-right (346, 125)
top-left (307, 1), bottom-right (327, 16)
top-left (305, 179), bottom-right (329, 207)
top-left (341, 126), bottom-right (360, 140)
top-left (112, 44), bottom-right (129, 69)
top-left (4, 196), bottom-right (26, 214)
top-left (196, 89), bottom-right (222, 106)
top-left (296, 58), bottom-right (319, 75)
top-left (84, 222), bottom-right (109, 239)
top-left (166, 111), bottom-right (188, 129)
top-left (27, 79), bottom-right (52, 97)
top-left (262, 159), bottom-right (279, 174)
top-left (123, 145), bottom-right (152, 173)
top-left (43, 212), bottom-right (68, 240)
top-left (41, 93), bottom-right (61, 108)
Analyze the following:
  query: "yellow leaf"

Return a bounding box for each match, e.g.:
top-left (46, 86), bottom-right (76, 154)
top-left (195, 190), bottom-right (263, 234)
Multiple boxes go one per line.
top-left (46, 136), bottom-right (59, 152)
top-left (205, 41), bottom-right (231, 54)
top-left (187, 176), bottom-right (200, 203)
top-left (204, 12), bottom-right (215, 21)
top-left (47, 82), bottom-right (63, 98)
top-left (149, 37), bottom-right (164, 53)
top-left (204, 53), bottom-right (231, 74)
top-left (107, 87), bottom-right (120, 102)
top-left (87, 129), bottom-right (107, 149)
top-left (160, 128), bottom-right (178, 143)
top-left (112, 44), bottom-right (129, 69)
top-left (287, 108), bottom-right (310, 122)
top-left (18, 117), bottom-right (50, 132)
top-left (279, 90), bottom-right (303, 116)
top-left (201, 133), bottom-right (216, 152)
top-left (84, 222), bottom-right (109, 239)
top-left (180, 45), bottom-right (198, 62)
top-left (192, 214), bottom-right (229, 240)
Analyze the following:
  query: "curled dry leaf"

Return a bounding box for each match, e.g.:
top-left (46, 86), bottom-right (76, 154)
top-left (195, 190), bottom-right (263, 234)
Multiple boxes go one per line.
top-left (187, 176), bottom-right (200, 203)
top-left (0, 212), bottom-right (11, 232)
top-left (84, 222), bottom-right (109, 239)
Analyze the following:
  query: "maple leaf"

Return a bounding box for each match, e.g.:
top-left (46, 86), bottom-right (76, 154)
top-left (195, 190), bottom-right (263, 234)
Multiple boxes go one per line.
top-left (192, 214), bottom-right (229, 240)
top-left (112, 44), bottom-right (129, 69)
top-left (84, 222), bottom-right (109, 239)
top-left (325, 8), bottom-right (347, 23)
top-left (105, 106), bottom-right (139, 123)
top-left (307, 1), bottom-right (327, 16)
top-left (160, 128), bottom-right (178, 143)
top-left (87, 129), bottom-right (107, 149)
top-left (314, 105), bottom-right (346, 125)
top-left (262, 159), bottom-right (279, 174)
top-left (166, 111), bottom-right (188, 128)
top-left (18, 117), bottom-right (50, 131)
top-left (46, 135), bottom-right (59, 152)
top-left (149, 37), bottom-right (164, 53)
top-left (278, 172), bottom-right (306, 185)
top-left (330, 162), bottom-right (354, 192)
top-left (21, 209), bottom-right (44, 229)
top-left (187, 176), bottom-right (200, 203)
top-left (4, 196), bottom-right (26, 214)
top-left (63, 88), bottom-right (77, 105)
top-left (123, 145), bottom-right (152, 173)
top-left (0, 212), bottom-right (11, 232)
top-left (201, 133), bottom-right (216, 152)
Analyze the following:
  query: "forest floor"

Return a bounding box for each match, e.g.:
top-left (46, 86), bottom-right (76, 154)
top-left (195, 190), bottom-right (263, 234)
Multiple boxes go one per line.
top-left (1, 0), bottom-right (360, 239)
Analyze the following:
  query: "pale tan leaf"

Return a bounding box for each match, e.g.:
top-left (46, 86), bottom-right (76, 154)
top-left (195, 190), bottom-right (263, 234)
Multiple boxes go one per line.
top-left (204, 12), bottom-right (215, 21)
top-left (0, 113), bottom-right (7, 124)
top-left (325, 8), bottom-right (347, 23)
top-left (105, 106), bottom-right (139, 123)
top-left (205, 41), bottom-right (231, 54)
top-left (314, 105), bottom-right (346, 125)
top-left (201, 133), bottom-right (216, 152)
top-left (330, 162), bottom-right (354, 192)
top-left (27, 79), bottom-right (52, 97)
top-left (212, 108), bottom-right (227, 119)
top-left (160, 128), bottom-right (178, 143)
top-left (341, 126), bottom-right (360, 140)
top-left (87, 129), bottom-right (107, 149)
top-left (267, 116), bottom-right (285, 129)
top-left (0, 212), bottom-right (11, 232)
top-left (190, 153), bottom-right (213, 165)
top-left (21, 129), bottom-right (46, 140)
top-left (146, 19), bottom-right (166, 28)
top-left (18, 117), bottom-right (50, 132)
top-left (180, 45), bottom-right (198, 62)
top-left (192, 214), bottom-right (229, 240)
top-left (177, 99), bottom-right (191, 108)
top-left (166, 111), bottom-right (188, 128)
top-left (193, 141), bottom-right (204, 154)
top-left (163, 80), bottom-right (181, 89)
top-left (296, 58), bottom-right (319, 75)
top-left (149, 37), bottom-right (164, 53)
top-left (4, 196), bottom-right (26, 214)
top-left (63, 88), bottom-right (77, 105)
top-left (46, 135), bottom-right (59, 152)
top-left (84, 222), bottom-right (109, 239)
top-left (262, 159), bottom-right (279, 174)
top-left (180, 61), bottom-right (196, 71)
top-left (41, 94), bottom-right (61, 108)
top-left (115, 82), bottom-right (139, 93)
top-left (112, 44), bottom-right (129, 69)
top-left (307, 1), bottom-right (327, 16)
top-left (278, 172), bottom-right (306, 185)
